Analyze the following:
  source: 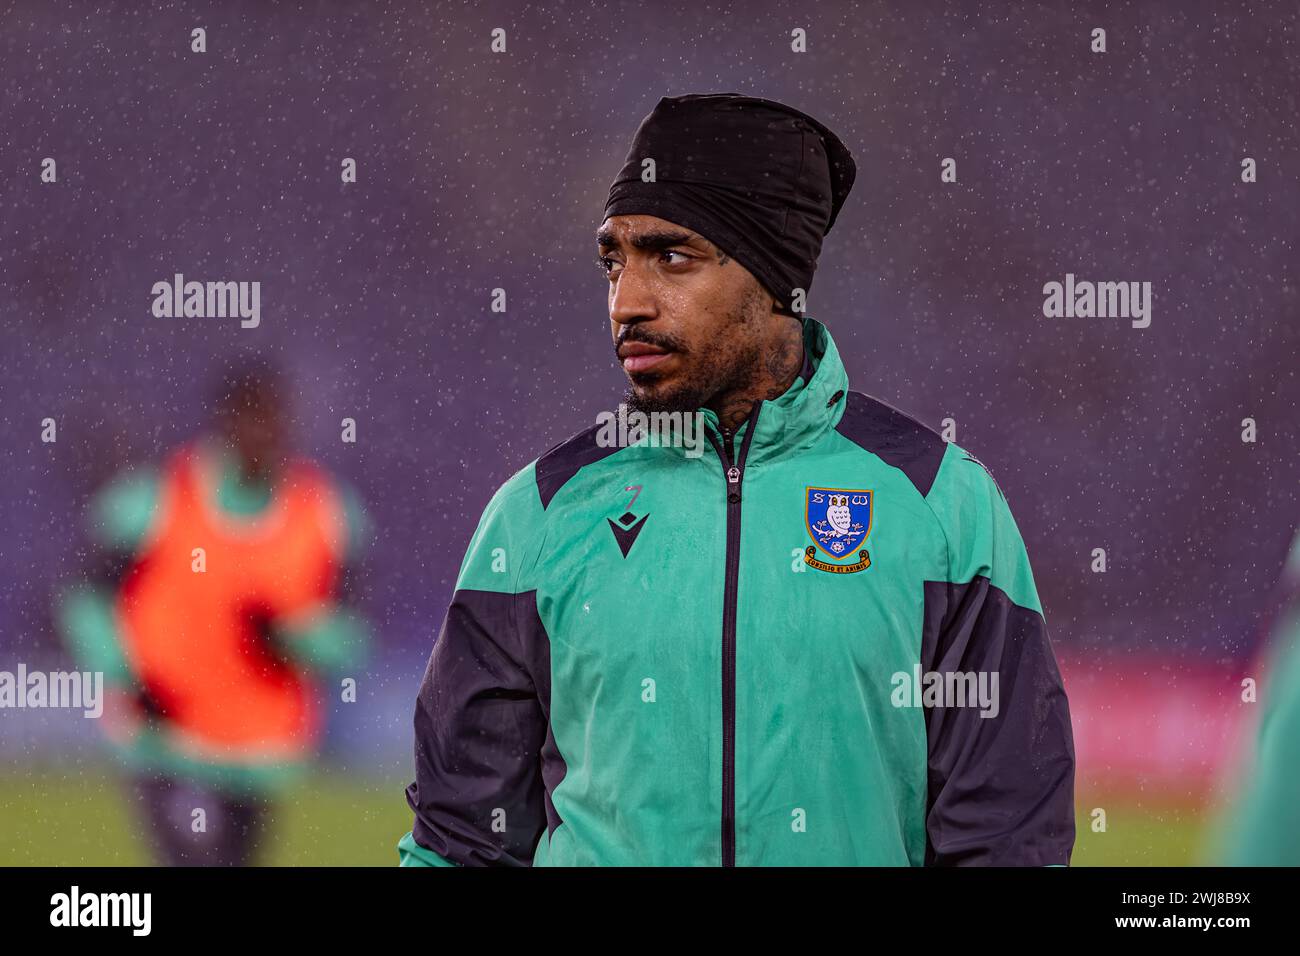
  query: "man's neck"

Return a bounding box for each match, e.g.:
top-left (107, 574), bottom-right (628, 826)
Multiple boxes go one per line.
top-left (710, 325), bottom-right (806, 432)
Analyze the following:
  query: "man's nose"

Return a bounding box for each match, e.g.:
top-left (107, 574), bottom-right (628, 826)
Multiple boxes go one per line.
top-left (608, 262), bottom-right (659, 327)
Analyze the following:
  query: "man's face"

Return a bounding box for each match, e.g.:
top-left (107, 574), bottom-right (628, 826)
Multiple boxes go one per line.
top-left (218, 380), bottom-right (286, 480)
top-left (597, 214), bottom-right (773, 416)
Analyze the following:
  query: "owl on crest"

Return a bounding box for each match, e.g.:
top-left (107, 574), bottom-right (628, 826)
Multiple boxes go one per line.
top-left (826, 494), bottom-right (853, 534)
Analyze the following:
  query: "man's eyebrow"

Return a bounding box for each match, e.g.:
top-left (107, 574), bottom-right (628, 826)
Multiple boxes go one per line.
top-left (596, 228), bottom-right (704, 252)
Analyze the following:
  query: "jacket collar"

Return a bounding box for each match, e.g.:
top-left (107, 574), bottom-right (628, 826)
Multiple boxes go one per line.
top-left (698, 316), bottom-right (849, 466)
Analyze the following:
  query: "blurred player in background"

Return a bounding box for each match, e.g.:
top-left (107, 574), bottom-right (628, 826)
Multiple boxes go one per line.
top-left (55, 359), bottom-right (369, 866)
top-left (1213, 527), bottom-right (1300, 865)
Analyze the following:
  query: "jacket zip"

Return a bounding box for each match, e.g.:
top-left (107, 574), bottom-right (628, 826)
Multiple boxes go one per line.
top-left (706, 401), bottom-right (762, 867)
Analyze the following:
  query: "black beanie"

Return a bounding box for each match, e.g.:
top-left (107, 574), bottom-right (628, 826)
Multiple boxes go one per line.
top-left (603, 93), bottom-right (856, 315)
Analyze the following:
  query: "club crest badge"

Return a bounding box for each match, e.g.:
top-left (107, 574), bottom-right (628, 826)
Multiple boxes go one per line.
top-left (803, 487), bottom-right (873, 574)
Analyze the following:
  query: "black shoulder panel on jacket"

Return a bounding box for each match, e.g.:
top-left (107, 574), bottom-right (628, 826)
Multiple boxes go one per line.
top-left (534, 424), bottom-right (622, 510)
top-left (834, 391), bottom-right (947, 498)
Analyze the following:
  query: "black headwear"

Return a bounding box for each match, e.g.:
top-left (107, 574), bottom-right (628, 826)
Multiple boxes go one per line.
top-left (603, 93), bottom-right (856, 315)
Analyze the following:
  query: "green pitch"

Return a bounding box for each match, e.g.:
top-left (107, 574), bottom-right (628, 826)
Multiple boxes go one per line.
top-left (0, 767), bottom-right (1211, 866)
top-left (1069, 790), bottom-right (1216, 867)
top-left (0, 765), bottom-right (413, 867)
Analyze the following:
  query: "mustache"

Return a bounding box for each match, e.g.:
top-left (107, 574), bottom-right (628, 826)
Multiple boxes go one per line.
top-left (613, 328), bottom-right (688, 355)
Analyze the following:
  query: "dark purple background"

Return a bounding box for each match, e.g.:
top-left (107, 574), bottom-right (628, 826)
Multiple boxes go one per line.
top-left (2, 0), bottom-right (1297, 685)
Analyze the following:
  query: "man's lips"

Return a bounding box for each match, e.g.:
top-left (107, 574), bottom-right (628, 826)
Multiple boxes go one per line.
top-left (619, 343), bottom-right (674, 373)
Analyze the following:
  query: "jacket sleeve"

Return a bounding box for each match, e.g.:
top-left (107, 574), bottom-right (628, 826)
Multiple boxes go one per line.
top-left (920, 445), bottom-right (1076, 865)
top-left (399, 469), bottom-right (552, 867)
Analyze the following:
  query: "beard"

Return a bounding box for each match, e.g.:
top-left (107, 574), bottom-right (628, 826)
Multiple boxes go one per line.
top-left (622, 349), bottom-right (758, 417)
top-left (623, 370), bottom-right (711, 416)
top-left (619, 280), bottom-right (768, 417)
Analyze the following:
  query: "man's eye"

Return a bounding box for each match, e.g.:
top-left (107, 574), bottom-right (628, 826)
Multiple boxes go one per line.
top-left (597, 252), bottom-right (687, 276)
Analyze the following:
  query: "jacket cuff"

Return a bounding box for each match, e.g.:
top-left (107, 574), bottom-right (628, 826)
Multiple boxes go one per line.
top-left (398, 830), bottom-right (460, 867)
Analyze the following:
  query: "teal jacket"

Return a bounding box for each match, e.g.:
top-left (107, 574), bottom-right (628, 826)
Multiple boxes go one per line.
top-left (400, 316), bottom-right (1074, 866)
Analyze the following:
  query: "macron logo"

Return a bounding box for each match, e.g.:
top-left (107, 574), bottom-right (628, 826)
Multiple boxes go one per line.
top-left (50, 886), bottom-right (151, 937)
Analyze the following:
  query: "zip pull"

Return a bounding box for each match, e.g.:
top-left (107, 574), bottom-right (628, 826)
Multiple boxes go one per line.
top-left (726, 465), bottom-right (742, 503)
